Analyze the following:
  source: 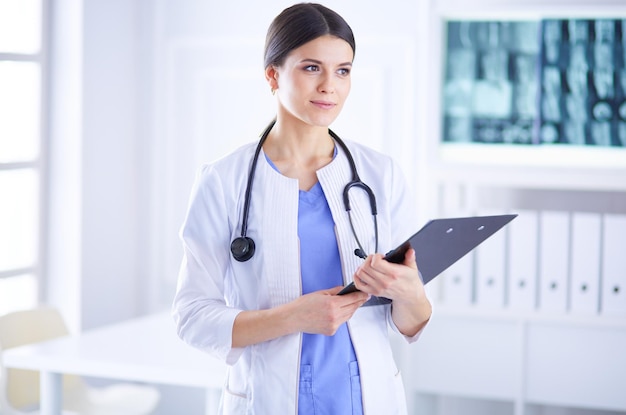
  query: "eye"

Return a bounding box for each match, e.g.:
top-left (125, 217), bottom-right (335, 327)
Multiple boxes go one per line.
top-left (304, 65), bottom-right (319, 72)
top-left (337, 67), bottom-right (351, 76)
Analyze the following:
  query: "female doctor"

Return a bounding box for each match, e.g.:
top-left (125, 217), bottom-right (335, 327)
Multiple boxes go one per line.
top-left (172, 3), bottom-right (432, 414)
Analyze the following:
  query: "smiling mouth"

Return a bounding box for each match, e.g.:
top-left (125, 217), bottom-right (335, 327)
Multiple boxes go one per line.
top-left (311, 100), bottom-right (336, 109)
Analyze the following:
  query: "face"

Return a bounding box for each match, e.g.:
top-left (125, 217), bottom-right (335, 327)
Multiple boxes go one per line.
top-left (267, 35), bottom-right (354, 128)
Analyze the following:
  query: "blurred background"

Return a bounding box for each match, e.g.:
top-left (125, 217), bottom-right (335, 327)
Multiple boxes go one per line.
top-left (1, 0), bottom-right (625, 414)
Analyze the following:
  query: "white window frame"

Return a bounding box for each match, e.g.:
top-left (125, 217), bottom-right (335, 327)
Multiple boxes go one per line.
top-left (0, 0), bottom-right (49, 308)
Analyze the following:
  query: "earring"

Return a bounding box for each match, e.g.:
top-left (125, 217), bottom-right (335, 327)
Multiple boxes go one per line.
top-left (271, 88), bottom-right (276, 95)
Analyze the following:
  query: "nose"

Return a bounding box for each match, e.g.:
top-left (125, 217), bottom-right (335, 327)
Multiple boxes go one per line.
top-left (318, 73), bottom-right (335, 94)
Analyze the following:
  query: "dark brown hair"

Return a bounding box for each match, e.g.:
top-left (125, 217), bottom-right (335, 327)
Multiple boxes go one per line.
top-left (264, 3), bottom-right (356, 69)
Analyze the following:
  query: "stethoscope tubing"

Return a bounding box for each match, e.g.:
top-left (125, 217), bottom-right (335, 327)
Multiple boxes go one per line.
top-left (233, 120), bottom-right (378, 261)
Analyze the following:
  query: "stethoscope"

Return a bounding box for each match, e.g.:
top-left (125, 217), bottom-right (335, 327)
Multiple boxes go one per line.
top-left (230, 120), bottom-right (379, 262)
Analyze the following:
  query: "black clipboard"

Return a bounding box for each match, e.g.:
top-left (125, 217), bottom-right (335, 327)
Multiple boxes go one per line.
top-left (338, 214), bottom-right (517, 305)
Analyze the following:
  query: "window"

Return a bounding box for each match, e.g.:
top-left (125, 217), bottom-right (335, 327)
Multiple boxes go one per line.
top-left (0, 0), bottom-right (46, 315)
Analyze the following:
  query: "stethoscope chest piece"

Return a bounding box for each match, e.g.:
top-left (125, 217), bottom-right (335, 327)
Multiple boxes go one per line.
top-left (231, 236), bottom-right (255, 262)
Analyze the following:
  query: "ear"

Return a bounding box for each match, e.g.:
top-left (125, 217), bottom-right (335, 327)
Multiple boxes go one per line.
top-left (265, 65), bottom-right (278, 91)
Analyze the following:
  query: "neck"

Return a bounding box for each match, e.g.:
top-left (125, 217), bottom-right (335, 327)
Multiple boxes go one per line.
top-left (264, 119), bottom-right (335, 163)
top-left (262, 118), bottom-right (336, 191)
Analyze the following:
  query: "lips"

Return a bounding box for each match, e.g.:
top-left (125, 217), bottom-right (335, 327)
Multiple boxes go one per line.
top-left (311, 100), bottom-right (336, 109)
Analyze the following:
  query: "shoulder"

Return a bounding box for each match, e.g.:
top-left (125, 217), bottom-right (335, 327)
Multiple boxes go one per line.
top-left (196, 141), bottom-right (258, 183)
top-left (340, 139), bottom-right (397, 173)
top-left (338, 138), bottom-right (409, 200)
top-left (188, 141), bottom-right (259, 208)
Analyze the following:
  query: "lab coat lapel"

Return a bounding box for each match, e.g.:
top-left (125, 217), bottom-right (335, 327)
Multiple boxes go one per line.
top-left (257, 151), bottom-right (301, 307)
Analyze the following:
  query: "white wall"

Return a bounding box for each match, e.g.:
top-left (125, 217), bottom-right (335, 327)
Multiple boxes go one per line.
top-left (47, 0), bottom-right (143, 331)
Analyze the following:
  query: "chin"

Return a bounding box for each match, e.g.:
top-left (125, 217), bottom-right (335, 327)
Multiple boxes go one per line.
top-left (307, 114), bottom-right (340, 128)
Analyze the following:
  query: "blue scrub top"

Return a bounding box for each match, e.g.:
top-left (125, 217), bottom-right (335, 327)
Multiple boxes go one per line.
top-left (265, 153), bottom-right (364, 415)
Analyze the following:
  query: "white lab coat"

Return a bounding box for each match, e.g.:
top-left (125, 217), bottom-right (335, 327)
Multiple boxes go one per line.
top-left (172, 137), bottom-right (426, 414)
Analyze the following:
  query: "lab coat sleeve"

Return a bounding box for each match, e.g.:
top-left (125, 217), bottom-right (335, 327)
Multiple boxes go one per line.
top-left (384, 159), bottom-right (432, 343)
top-left (172, 164), bottom-right (245, 364)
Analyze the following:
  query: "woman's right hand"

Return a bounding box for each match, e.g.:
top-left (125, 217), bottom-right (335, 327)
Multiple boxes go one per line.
top-left (232, 287), bottom-right (368, 348)
top-left (288, 287), bottom-right (369, 336)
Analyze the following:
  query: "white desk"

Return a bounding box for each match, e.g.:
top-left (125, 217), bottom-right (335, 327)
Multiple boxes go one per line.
top-left (1, 312), bottom-right (228, 415)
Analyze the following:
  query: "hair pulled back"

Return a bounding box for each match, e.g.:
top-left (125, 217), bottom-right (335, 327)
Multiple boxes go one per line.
top-left (264, 3), bottom-right (356, 69)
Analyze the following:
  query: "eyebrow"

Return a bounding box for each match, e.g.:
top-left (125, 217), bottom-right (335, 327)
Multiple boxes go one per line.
top-left (300, 58), bottom-right (353, 67)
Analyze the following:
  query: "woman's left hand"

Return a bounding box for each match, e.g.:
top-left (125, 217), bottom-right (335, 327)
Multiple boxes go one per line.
top-left (353, 248), bottom-right (422, 303)
top-left (353, 248), bottom-right (432, 337)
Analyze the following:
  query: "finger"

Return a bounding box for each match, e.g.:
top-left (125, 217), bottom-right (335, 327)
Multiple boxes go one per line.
top-left (340, 294), bottom-right (368, 309)
top-left (370, 253), bottom-right (393, 276)
top-left (328, 285), bottom-right (346, 295)
top-left (352, 273), bottom-right (369, 293)
top-left (336, 286), bottom-right (368, 301)
top-left (363, 255), bottom-right (388, 281)
top-left (355, 269), bottom-right (382, 293)
top-left (403, 248), bottom-right (418, 270)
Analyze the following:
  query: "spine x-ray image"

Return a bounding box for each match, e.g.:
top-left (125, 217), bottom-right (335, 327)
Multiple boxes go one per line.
top-left (442, 18), bottom-right (626, 147)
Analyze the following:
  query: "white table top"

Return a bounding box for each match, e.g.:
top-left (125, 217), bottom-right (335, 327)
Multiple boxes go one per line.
top-left (2, 311), bottom-right (227, 389)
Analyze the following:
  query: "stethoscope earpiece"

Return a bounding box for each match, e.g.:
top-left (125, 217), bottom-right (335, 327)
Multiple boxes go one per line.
top-left (231, 236), bottom-right (256, 262)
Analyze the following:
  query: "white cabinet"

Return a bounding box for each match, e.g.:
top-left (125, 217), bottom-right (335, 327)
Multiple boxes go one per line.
top-left (408, 312), bottom-right (626, 414)
top-left (411, 315), bottom-right (520, 401)
top-left (412, 0), bottom-right (626, 414)
top-left (526, 322), bottom-right (626, 411)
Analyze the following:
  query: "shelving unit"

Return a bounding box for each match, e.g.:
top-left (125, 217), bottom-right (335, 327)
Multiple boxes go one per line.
top-left (408, 1), bottom-right (626, 414)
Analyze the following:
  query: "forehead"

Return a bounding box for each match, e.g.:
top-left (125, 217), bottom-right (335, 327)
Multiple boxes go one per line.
top-left (285, 35), bottom-right (354, 63)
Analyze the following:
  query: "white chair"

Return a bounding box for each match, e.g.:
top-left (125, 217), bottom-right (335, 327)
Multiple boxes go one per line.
top-left (0, 307), bottom-right (160, 415)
